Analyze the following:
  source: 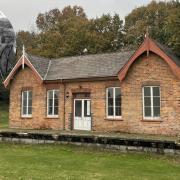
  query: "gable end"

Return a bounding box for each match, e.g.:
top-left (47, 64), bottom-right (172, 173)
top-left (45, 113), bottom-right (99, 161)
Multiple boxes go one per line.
top-left (118, 37), bottom-right (180, 81)
top-left (3, 55), bottom-right (43, 88)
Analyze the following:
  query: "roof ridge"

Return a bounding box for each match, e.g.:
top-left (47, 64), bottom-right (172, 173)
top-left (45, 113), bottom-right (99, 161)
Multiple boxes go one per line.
top-left (26, 53), bottom-right (51, 61)
top-left (50, 50), bottom-right (135, 61)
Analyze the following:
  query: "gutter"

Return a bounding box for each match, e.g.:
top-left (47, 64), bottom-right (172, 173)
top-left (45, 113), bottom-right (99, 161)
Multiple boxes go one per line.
top-left (61, 79), bottom-right (66, 130)
top-left (44, 76), bottom-right (118, 84)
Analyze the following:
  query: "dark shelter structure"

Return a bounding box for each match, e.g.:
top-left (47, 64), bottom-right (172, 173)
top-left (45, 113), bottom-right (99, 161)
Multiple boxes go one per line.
top-left (0, 11), bottom-right (15, 78)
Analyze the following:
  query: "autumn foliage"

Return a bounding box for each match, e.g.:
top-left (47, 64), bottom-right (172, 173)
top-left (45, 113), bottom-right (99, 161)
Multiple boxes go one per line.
top-left (16, 1), bottom-right (180, 58)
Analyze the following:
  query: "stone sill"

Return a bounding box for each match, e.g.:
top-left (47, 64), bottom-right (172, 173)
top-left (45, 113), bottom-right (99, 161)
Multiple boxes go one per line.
top-left (21, 116), bottom-right (33, 119)
top-left (45, 116), bottom-right (59, 119)
top-left (105, 118), bottom-right (123, 121)
top-left (142, 119), bottom-right (163, 122)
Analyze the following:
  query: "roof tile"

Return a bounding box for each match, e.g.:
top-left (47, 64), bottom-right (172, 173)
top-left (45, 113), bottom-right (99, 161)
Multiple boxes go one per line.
top-left (27, 51), bottom-right (134, 81)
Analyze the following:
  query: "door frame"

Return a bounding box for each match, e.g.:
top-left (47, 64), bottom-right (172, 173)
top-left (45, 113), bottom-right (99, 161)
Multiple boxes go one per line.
top-left (73, 98), bottom-right (91, 131)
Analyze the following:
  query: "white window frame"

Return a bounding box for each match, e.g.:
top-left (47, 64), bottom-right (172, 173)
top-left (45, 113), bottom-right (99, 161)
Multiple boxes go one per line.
top-left (47, 89), bottom-right (59, 118)
top-left (142, 86), bottom-right (161, 120)
top-left (106, 87), bottom-right (122, 119)
top-left (21, 90), bottom-right (32, 118)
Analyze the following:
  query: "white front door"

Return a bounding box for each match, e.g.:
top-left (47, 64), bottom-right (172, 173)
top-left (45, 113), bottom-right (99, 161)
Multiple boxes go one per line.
top-left (74, 99), bottom-right (91, 131)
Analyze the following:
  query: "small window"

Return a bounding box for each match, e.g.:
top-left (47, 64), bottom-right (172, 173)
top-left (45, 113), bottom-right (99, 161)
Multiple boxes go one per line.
top-left (143, 86), bottom-right (160, 119)
top-left (106, 87), bottom-right (121, 118)
top-left (22, 90), bottom-right (32, 117)
top-left (47, 90), bottom-right (59, 117)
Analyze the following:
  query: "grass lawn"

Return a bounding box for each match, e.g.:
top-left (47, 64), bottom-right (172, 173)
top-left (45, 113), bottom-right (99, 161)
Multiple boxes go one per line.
top-left (0, 102), bottom-right (179, 179)
top-left (0, 102), bottom-right (8, 128)
top-left (0, 143), bottom-right (179, 180)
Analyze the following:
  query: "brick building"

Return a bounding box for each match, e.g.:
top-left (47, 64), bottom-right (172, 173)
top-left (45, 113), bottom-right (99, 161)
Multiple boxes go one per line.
top-left (3, 36), bottom-right (180, 135)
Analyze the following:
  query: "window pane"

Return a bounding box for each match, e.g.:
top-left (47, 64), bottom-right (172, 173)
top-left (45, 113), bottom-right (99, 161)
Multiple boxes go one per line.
top-left (153, 107), bottom-right (160, 117)
top-left (54, 106), bottom-right (58, 115)
top-left (84, 100), bottom-right (87, 117)
top-left (153, 87), bottom-right (160, 96)
top-left (22, 91), bottom-right (32, 116)
top-left (75, 101), bottom-right (82, 117)
top-left (28, 99), bottom-right (32, 108)
top-left (144, 97), bottom-right (151, 107)
top-left (23, 99), bottom-right (27, 107)
top-left (145, 107), bottom-right (151, 117)
top-left (115, 98), bottom-right (121, 106)
top-left (108, 98), bottom-right (113, 106)
top-left (48, 91), bottom-right (53, 99)
top-left (47, 90), bottom-right (59, 116)
top-left (23, 91), bottom-right (28, 99)
top-left (115, 88), bottom-right (121, 107)
top-left (48, 99), bottom-right (53, 107)
top-left (28, 106), bottom-right (32, 115)
top-left (54, 91), bottom-right (59, 99)
top-left (144, 87), bottom-right (150, 96)
top-left (108, 88), bottom-right (113, 98)
top-left (115, 107), bottom-right (121, 116)
top-left (48, 107), bottom-right (53, 115)
top-left (115, 88), bottom-right (121, 116)
top-left (22, 92), bottom-right (27, 115)
top-left (108, 107), bottom-right (114, 116)
top-left (84, 100), bottom-right (91, 117)
top-left (153, 97), bottom-right (160, 107)
top-left (29, 91), bottom-right (32, 99)
top-left (23, 107), bottom-right (27, 115)
top-left (54, 98), bottom-right (59, 107)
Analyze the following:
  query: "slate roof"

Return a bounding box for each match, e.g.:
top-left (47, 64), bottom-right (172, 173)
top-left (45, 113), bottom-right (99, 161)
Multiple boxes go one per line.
top-left (154, 40), bottom-right (180, 67)
top-left (26, 54), bottom-right (50, 79)
top-left (26, 51), bottom-right (134, 80)
top-left (25, 40), bottom-right (180, 81)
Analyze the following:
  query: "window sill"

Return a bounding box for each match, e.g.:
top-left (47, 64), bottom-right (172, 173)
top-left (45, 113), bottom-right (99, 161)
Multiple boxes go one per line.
top-left (142, 118), bottom-right (162, 122)
top-left (105, 117), bottom-right (123, 121)
top-left (21, 116), bottom-right (32, 119)
top-left (46, 116), bottom-right (59, 119)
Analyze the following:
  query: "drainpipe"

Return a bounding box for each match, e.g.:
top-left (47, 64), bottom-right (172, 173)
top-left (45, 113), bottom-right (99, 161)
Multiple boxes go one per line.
top-left (62, 80), bottom-right (66, 130)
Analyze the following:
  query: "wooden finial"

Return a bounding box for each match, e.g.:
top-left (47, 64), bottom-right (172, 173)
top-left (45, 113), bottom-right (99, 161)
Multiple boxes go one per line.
top-left (145, 26), bottom-right (149, 38)
top-left (144, 27), bottom-right (150, 57)
top-left (22, 45), bottom-right (25, 69)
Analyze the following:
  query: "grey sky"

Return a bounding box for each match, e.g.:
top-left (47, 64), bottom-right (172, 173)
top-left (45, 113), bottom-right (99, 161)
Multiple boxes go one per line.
top-left (0, 0), bottom-right (164, 32)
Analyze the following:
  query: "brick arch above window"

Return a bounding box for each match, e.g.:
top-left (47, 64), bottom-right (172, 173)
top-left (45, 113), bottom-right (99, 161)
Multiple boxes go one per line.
top-left (141, 81), bottom-right (161, 87)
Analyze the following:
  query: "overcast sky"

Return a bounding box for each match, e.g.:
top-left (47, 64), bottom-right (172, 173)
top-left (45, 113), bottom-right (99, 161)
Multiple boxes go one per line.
top-left (0, 0), bottom-right (165, 32)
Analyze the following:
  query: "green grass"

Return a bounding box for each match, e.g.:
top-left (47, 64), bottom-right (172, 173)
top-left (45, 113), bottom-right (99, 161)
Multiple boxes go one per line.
top-left (0, 143), bottom-right (179, 180)
top-left (0, 102), bottom-right (179, 179)
top-left (0, 102), bottom-right (9, 128)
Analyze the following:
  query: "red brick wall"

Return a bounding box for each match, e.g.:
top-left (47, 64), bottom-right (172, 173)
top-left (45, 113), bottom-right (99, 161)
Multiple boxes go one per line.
top-left (9, 68), bottom-right (64, 130)
top-left (121, 53), bottom-right (180, 135)
top-left (9, 53), bottom-right (180, 135)
top-left (63, 80), bottom-right (123, 131)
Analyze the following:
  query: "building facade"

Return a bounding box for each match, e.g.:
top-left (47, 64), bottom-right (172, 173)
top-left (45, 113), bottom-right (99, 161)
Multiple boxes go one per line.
top-left (4, 37), bottom-right (180, 135)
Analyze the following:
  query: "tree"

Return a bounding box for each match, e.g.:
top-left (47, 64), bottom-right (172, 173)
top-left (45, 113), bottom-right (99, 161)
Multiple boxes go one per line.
top-left (88, 14), bottom-right (124, 53)
top-left (124, 0), bottom-right (180, 56)
top-left (16, 31), bottom-right (38, 58)
top-left (17, 6), bottom-right (124, 58)
top-left (35, 6), bottom-right (90, 57)
top-left (165, 2), bottom-right (180, 56)
top-left (16, 2), bottom-right (179, 58)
